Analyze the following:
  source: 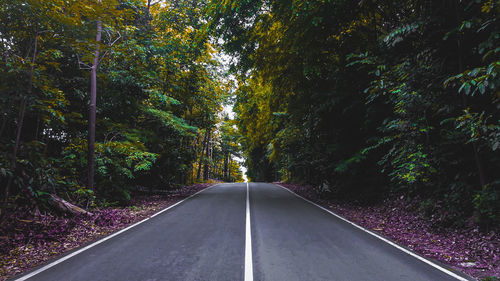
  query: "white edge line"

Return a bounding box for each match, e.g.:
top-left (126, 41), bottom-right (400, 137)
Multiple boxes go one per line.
top-left (244, 182), bottom-right (254, 281)
top-left (14, 184), bottom-right (219, 281)
top-left (274, 184), bottom-right (470, 281)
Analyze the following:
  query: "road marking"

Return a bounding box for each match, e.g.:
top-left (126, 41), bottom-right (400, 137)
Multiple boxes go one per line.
top-left (14, 184), bottom-right (218, 281)
top-left (244, 182), bottom-right (254, 281)
top-left (274, 184), bottom-right (471, 281)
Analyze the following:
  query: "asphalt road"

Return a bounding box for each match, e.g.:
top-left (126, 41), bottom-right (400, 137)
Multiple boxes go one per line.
top-left (14, 182), bottom-right (470, 281)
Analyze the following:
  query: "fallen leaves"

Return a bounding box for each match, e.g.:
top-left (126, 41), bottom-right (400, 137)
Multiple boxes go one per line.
top-left (0, 183), bottom-right (212, 281)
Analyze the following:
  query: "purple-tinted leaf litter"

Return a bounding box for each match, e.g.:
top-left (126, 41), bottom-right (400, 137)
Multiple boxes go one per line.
top-left (0, 183), bottom-right (213, 280)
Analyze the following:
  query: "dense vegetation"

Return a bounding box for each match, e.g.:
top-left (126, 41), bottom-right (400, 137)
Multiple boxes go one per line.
top-left (1, 1), bottom-right (499, 279)
top-left (213, 0), bottom-right (500, 227)
top-left (0, 0), bottom-right (243, 220)
top-left (1, 0), bottom-right (499, 233)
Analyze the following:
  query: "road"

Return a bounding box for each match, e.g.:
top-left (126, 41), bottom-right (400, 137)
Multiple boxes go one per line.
top-left (14, 182), bottom-right (470, 281)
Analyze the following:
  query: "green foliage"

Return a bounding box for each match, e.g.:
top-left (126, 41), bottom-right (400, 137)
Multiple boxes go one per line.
top-left (0, 0), bottom-right (241, 212)
top-left (473, 181), bottom-right (500, 225)
top-left (217, 0), bottom-right (500, 225)
top-left (141, 107), bottom-right (197, 136)
top-left (455, 109), bottom-right (500, 150)
top-left (2, 0), bottom-right (498, 231)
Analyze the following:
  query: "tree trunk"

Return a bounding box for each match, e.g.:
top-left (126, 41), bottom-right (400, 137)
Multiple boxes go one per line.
top-left (49, 194), bottom-right (93, 216)
top-left (193, 134), bottom-right (200, 154)
top-left (0, 97), bottom-right (13, 138)
top-left (34, 114), bottom-right (41, 140)
top-left (196, 130), bottom-right (208, 182)
top-left (88, 18), bottom-right (102, 191)
top-left (455, 2), bottom-right (487, 188)
top-left (223, 152), bottom-right (228, 181)
top-left (1, 30), bottom-right (38, 219)
top-left (472, 143), bottom-right (487, 187)
top-left (203, 131), bottom-right (211, 181)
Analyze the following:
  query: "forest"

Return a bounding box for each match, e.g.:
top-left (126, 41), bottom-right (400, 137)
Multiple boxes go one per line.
top-left (0, 0), bottom-right (244, 216)
top-left (214, 0), bottom-right (500, 228)
top-left (0, 0), bottom-right (499, 279)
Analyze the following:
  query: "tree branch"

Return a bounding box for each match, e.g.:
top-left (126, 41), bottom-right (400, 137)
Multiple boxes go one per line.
top-left (76, 53), bottom-right (92, 70)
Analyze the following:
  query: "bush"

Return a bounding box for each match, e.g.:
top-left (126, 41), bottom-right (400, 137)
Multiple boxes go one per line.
top-left (473, 181), bottom-right (500, 226)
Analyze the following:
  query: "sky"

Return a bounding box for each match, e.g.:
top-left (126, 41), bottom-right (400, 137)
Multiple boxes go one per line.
top-left (215, 42), bottom-right (248, 182)
top-left (222, 103), bottom-right (248, 182)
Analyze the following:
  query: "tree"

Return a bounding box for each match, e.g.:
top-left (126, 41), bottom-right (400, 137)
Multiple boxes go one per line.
top-left (0, 0), bottom-right (241, 218)
top-left (213, 0), bottom-right (500, 225)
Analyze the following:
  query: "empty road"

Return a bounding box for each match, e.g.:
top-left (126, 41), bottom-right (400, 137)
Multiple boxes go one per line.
top-left (13, 183), bottom-right (470, 281)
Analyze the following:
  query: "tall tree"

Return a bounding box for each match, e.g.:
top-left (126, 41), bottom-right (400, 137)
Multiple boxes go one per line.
top-left (214, 0), bottom-right (500, 225)
top-left (88, 3), bottom-right (102, 191)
